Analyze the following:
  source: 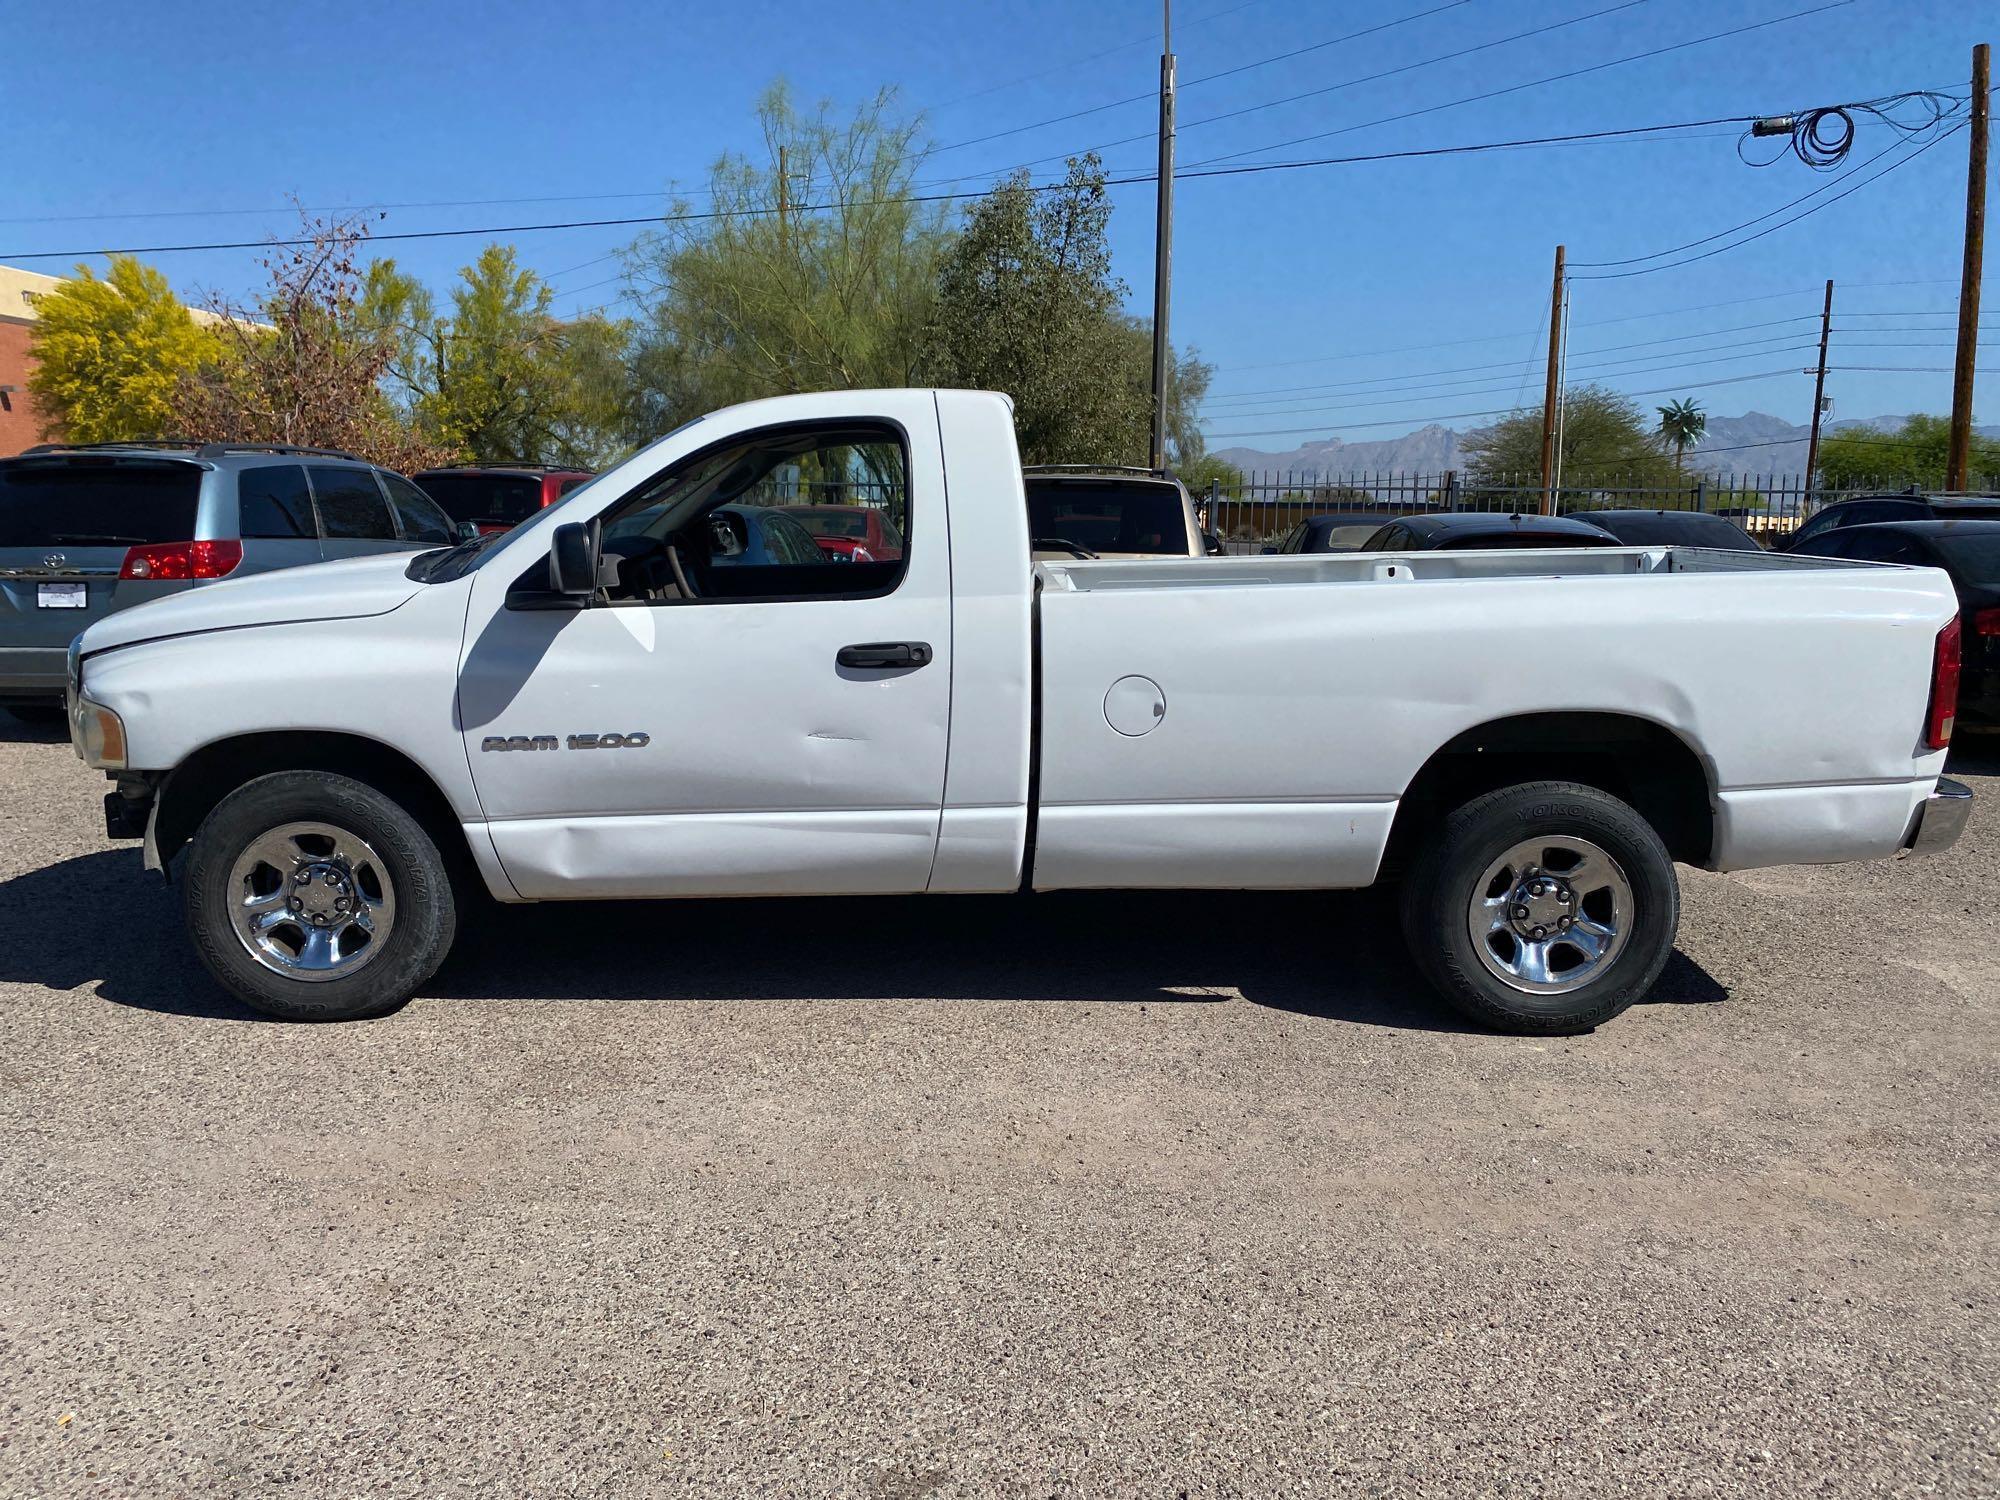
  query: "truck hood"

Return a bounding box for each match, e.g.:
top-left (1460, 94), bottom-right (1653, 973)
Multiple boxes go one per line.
top-left (80, 553), bottom-right (427, 656)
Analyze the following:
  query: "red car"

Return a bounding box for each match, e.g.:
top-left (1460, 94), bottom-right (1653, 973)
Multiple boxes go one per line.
top-left (413, 465), bottom-right (595, 536)
top-left (777, 504), bottom-right (904, 563)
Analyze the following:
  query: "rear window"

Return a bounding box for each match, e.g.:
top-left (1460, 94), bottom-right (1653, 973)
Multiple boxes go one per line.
top-left (1440, 529), bottom-right (1615, 550)
top-left (1025, 479), bottom-right (1188, 555)
top-left (1588, 512), bottom-right (1756, 549)
top-left (1934, 532), bottom-right (2000, 578)
top-left (0, 459), bottom-right (202, 548)
top-left (416, 473), bottom-right (545, 527)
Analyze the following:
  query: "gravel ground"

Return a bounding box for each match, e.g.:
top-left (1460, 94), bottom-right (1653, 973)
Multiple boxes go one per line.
top-left (0, 717), bottom-right (1994, 1499)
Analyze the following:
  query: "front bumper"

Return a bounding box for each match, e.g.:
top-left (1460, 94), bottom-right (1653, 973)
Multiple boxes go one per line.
top-left (1899, 777), bottom-right (1973, 859)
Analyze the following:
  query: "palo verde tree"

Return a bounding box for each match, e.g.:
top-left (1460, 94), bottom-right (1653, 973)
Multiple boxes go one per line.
top-left (1656, 397), bottom-right (1706, 473)
top-left (621, 82), bottom-right (949, 437)
top-left (26, 256), bottom-right (215, 443)
top-left (367, 247), bottom-right (631, 467)
top-left (1462, 385), bottom-right (1687, 499)
top-left (1817, 413), bottom-right (2000, 489)
top-left (924, 155), bottom-right (1211, 468)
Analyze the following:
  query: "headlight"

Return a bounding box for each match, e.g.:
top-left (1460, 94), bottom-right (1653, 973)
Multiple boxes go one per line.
top-left (74, 698), bottom-right (127, 769)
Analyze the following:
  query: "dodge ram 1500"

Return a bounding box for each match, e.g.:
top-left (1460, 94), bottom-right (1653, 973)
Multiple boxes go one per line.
top-left (67, 389), bottom-right (1972, 1033)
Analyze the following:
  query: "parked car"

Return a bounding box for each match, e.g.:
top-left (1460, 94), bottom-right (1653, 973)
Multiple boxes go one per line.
top-left (1358, 512), bottom-right (1622, 552)
top-left (1263, 512), bottom-right (1400, 555)
top-left (1790, 519), bottom-right (2000, 731)
top-left (412, 465), bottom-right (595, 535)
top-left (67, 390), bottom-right (1968, 1036)
top-left (1578, 509), bottom-right (1762, 551)
top-left (1780, 491), bottom-right (2000, 553)
top-left (776, 503), bottom-right (905, 563)
top-left (0, 441), bottom-right (459, 720)
top-left (1022, 465), bottom-right (1204, 560)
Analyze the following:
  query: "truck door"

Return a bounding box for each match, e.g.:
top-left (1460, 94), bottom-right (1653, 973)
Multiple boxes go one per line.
top-left (456, 394), bottom-right (952, 899)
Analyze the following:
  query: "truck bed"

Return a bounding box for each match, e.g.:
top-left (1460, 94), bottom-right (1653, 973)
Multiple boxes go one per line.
top-left (1028, 544), bottom-right (1956, 890)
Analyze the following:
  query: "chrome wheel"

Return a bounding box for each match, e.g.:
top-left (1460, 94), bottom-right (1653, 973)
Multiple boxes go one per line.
top-left (226, 821), bottom-right (397, 982)
top-left (1469, 836), bottom-right (1632, 995)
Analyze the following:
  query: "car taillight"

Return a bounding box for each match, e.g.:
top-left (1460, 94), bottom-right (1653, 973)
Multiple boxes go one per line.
top-left (1925, 615), bottom-right (1961, 751)
top-left (1973, 606), bottom-right (2000, 637)
top-left (119, 539), bottom-right (244, 581)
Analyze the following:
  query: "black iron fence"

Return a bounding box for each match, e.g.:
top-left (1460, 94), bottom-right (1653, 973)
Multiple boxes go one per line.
top-left (1199, 471), bottom-right (2000, 551)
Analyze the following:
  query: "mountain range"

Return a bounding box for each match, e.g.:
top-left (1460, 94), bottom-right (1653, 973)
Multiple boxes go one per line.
top-left (1211, 412), bottom-right (2000, 481)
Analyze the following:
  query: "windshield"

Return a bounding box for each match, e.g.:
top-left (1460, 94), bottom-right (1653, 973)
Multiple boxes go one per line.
top-left (1590, 512), bottom-right (1756, 549)
top-left (0, 460), bottom-right (202, 548)
top-left (1025, 479), bottom-right (1188, 555)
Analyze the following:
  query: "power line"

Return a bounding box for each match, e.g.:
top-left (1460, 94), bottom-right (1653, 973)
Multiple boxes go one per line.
top-left (1571, 122), bottom-right (1966, 279)
top-left (1185, 0), bottom-right (1854, 167)
top-left (923, 0), bottom-right (1482, 159)
top-left (1204, 316), bottom-right (1822, 400)
top-left (1201, 367), bottom-right (1805, 440)
top-left (0, 115), bottom-right (1799, 263)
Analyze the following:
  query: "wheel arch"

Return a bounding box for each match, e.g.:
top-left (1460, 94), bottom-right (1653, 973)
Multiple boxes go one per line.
top-left (154, 730), bottom-right (477, 882)
top-left (1384, 711), bottom-right (1716, 872)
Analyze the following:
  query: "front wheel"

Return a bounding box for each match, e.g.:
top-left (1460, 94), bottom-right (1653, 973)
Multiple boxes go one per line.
top-left (183, 771), bottom-right (457, 1021)
top-left (1400, 781), bottom-right (1679, 1034)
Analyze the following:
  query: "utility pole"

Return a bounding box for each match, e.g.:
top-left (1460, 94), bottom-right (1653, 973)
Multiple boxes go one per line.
top-left (1804, 279), bottom-right (1834, 496)
top-left (1947, 42), bottom-right (1989, 490)
top-left (1148, 0), bottom-right (1176, 472)
top-left (776, 144), bottom-right (790, 252)
top-left (1538, 244), bottom-right (1565, 515)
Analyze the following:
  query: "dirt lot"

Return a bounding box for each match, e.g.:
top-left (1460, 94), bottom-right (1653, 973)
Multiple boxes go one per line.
top-left (0, 718), bottom-right (1994, 1498)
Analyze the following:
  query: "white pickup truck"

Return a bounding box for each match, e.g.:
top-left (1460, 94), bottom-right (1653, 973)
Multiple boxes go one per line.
top-left (67, 389), bottom-right (1972, 1033)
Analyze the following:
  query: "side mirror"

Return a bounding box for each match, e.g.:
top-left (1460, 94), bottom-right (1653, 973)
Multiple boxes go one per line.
top-left (456, 521), bottom-right (481, 542)
top-left (550, 520), bottom-right (600, 596)
top-left (1260, 545), bottom-right (1278, 555)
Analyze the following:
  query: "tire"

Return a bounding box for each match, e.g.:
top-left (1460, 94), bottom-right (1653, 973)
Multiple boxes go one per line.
top-left (183, 771), bottom-right (457, 1021)
top-left (1399, 780), bottom-right (1679, 1035)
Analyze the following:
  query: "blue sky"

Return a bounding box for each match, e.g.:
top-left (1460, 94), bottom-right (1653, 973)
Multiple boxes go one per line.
top-left (5, 0), bottom-right (1990, 455)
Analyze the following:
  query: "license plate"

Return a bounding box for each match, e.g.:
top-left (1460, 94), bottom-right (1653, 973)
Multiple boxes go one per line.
top-left (38, 583), bottom-right (88, 609)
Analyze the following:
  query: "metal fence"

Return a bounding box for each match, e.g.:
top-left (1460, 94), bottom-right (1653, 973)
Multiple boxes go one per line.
top-left (1200, 471), bottom-right (2000, 551)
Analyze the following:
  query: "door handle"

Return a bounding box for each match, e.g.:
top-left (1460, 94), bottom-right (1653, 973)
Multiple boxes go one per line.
top-left (837, 641), bottom-right (933, 670)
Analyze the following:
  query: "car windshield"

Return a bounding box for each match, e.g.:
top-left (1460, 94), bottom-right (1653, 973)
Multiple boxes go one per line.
top-left (1589, 513), bottom-right (1754, 548)
top-left (1024, 479), bottom-right (1187, 555)
top-left (0, 460), bottom-right (202, 548)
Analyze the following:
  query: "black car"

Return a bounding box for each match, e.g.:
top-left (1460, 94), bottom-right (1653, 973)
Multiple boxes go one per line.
top-left (1359, 512), bottom-right (1621, 552)
top-left (1262, 511), bottom-right (1401, 555)
top-left (1580, 509), bottom-right (1761, 551)
top-left (1790, 519), bottom-right (2000, 730)
top-left (1781, 492), bottom-right (2000, 553)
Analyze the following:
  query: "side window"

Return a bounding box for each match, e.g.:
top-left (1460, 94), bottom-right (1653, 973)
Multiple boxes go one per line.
top-left (306, 466), bottom-right (398, 540)
top-left (1278, 524), bottom-right (1303, 554)
top-left (380, 473), bottom-right (456, 544)
top-left (1846, 533), bottom-right (1918, 565)
top-left (557, 475), bottom-right (591, 498)
top-left (597, 425), bottom-right (909, 604)
top-left (236, 464), bottom-right (317, 539)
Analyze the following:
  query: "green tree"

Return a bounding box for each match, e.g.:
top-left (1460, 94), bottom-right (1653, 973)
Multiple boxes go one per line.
top-left (1462, 385), bottom-right (1687, 501)
top-left (1656, 397), bottom-right (1706, 473)
top-left (1817, 413), bottom-right (2000, 489)
top-left (622, 82), bottom-right (948, 436)
top-left (925, 156), bottom-right (1210, 467)
top-left (26, 256), bottom-right (215, 442)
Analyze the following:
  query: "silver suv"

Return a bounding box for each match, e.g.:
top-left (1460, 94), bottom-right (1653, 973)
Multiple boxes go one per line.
top-left (0, 442), bottom-right (462, 718)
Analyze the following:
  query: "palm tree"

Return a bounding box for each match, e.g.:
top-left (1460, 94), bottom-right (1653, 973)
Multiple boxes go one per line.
top-left (1657, 398), bottom-right (1707, 474)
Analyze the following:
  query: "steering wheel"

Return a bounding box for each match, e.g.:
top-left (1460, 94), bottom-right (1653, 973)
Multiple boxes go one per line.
top-left (1032, 536), bottom-right (1099, 559)
top-left (665, 541), bottom-right (698, 598)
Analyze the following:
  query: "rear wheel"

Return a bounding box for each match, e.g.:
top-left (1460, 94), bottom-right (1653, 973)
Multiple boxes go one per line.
top-left (1400, 781), bottom-right (1678, 1034)
top-left (183, 771), bottom-right (456, 1021)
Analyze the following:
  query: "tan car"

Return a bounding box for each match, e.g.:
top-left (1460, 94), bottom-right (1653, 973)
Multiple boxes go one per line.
top-left (1022, 465), bottom-right (1211, 562)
